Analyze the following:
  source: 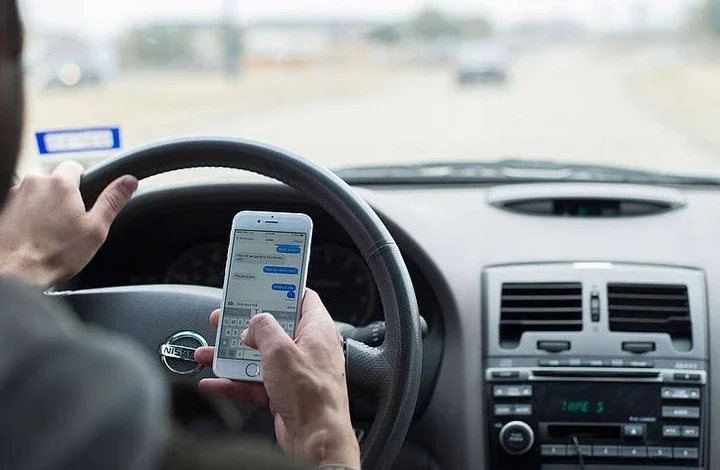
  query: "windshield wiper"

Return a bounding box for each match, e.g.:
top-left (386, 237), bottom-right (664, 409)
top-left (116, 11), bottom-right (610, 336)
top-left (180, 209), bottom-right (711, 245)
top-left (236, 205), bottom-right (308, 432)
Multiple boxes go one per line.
top-left (334, 159), bottom-right (720, 186)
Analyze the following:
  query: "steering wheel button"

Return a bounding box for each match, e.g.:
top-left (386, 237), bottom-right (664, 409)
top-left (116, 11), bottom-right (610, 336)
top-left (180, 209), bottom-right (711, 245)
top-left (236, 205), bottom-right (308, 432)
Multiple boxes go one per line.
top-left (245, 363), bottom-right (261, 377)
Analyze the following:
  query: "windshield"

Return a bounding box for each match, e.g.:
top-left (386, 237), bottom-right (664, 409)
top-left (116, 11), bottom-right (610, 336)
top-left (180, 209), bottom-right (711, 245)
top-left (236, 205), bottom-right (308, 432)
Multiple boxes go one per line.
top-left (18, 0), bottom-right (720, 178)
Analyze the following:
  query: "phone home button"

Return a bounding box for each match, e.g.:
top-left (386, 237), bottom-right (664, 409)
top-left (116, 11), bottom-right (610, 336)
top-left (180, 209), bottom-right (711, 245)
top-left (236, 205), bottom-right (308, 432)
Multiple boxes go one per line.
top-left (245, 363), bottom-right (260, 377)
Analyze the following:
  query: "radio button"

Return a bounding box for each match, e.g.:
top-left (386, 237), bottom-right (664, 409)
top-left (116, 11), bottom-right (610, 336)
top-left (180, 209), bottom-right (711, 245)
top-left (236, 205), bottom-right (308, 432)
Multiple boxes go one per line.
top-left (567, 445), bottom-right (592, 457)
top-left (621, 446), bottom-right (647, 458)
top-left (537, 340), bottom-right (570, 352)
top-left (538, 359), bottom-right (564, 367)
top-left (661, 387), bottom-right (700, 400)
top-left (623, 424), bottom-right (645, 439)
top-left (493, 385), bottom-right (532, 398)
top-left (647, 447), bottom-right (673, 459)
top-left (541, 444), bottom-right (566, 457)
top-left (674, 372), bottom-right (702, 382)
top-left (593, 445), bottom-right (619, 457)
top-left (581, 359), bottom-right (609, 367)
top-left (662, 406), bottom-right (700, 419)
top-left (673, 447), bottom-right (699, 460)
top-left (493, 386), bottom-right (507, 397)
top-left (622, 341), bottom-right (656, 354)
top-left (681, 426), bottom-right (700, 439)
top-left (491, 370), bottom-right (519, 379)
top-left (624, 360), bottom-right (655, 368)
top-left (513, 404), bottom-right (532, 416)
top-left (499, 421), bottom-right (534, 455)
top-left (662, 425), bottom-right (682, 438)
top-left (494, 404), bottom-right (513, 416)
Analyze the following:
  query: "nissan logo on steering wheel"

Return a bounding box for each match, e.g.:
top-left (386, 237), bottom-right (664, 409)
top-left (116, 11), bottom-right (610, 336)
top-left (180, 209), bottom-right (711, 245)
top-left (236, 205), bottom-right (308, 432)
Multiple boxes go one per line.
top-left (159, 331), bottom-right (208, 375)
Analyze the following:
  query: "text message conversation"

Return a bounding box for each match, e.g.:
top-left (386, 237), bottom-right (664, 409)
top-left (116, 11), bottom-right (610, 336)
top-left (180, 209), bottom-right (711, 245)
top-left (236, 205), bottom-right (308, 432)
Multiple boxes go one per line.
top-left (217, 229), bottom-right (307, 360)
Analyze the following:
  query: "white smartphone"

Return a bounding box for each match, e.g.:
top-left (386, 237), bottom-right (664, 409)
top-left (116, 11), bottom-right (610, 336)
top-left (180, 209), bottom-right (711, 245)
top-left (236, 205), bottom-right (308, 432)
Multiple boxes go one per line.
top-left (213, 210), bottom-right (313, 381)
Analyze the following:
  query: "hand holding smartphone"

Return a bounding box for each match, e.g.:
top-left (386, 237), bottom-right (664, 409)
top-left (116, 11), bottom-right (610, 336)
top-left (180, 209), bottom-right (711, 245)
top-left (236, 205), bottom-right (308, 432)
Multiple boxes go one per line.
top-left (213, 211), bottom-right (313, 382)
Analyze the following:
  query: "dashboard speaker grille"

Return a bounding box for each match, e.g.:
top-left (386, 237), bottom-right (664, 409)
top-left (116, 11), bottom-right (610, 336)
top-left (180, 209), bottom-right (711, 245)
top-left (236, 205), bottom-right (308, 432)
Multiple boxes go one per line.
top-left (608, 283), bottom-right (692, 350)
top-left (499, 282), bottom-right (582, 348)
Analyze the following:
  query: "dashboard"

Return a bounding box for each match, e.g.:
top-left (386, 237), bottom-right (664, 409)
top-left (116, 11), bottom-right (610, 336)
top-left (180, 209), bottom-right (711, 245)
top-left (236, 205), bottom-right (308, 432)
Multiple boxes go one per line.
top-left (68, 179), bottom-right (720, 470)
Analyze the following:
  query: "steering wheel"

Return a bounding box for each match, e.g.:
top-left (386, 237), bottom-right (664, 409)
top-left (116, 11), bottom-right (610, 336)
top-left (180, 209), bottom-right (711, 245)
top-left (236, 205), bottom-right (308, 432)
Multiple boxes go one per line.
top-left (60, 138), bottom-right (422, 470)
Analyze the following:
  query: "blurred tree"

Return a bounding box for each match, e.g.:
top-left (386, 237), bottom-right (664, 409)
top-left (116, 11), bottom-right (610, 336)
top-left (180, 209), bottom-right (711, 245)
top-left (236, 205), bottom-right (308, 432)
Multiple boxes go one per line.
top-left (687, 0), bottom-right (720, 37)
top-left (408, 7), bottom-right (460, 38)
top-left (118, 25), bottom-right (196, 68)
top-left (221, 0), bottom-right (241, 78)
top-left (710, 0), bottom-right (720, 35)
top-left (367, 24), bottom-right (402, 44)
top-left (406, 7), bottom-right (493, 39)
top-left (456, 16), bottom-right (493, 38)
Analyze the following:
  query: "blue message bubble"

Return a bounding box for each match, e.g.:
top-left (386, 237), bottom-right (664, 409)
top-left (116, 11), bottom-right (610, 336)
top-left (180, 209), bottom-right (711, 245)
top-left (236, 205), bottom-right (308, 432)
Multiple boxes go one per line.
top-left (272, 283), bottom-right (297, 292)
top-left (287, 291), bottom-right (296, 299)
top-left (276, 244), bottom-right (301, 254)
top-left (263, 266), bottom-right (299, 275)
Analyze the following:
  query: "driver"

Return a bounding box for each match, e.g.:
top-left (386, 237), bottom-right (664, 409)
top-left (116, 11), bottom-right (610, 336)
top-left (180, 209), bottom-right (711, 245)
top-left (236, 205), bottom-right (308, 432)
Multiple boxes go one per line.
top-left (0, 2), bottom-right (360, 470)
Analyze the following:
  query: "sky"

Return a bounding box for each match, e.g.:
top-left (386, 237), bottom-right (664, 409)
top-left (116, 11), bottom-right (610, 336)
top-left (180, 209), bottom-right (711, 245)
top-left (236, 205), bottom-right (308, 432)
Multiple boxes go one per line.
top-left (21, 0), bottom-right (701, 37)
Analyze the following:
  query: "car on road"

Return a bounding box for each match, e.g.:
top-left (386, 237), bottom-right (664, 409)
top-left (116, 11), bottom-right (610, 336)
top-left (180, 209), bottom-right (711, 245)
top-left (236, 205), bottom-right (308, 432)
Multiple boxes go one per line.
top-left (35, 56), bottom-right (109, 89)
top-left (25, 33), bottom-right (113, 90)
top-left (453, 41), bottom-right (509, 85)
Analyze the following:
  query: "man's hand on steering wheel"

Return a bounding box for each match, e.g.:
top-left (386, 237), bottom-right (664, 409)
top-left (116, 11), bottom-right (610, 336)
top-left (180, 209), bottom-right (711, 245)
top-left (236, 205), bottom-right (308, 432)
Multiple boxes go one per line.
top-left (194, 289), bottom-right (361, 470)
top-left (0, 161), bottom-right (137, 288)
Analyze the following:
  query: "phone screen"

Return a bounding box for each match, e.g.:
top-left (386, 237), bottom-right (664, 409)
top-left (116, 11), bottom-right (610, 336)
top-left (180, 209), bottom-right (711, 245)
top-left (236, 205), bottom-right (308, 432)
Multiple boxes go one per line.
top-left (217, 229), bottom-right (308, 361)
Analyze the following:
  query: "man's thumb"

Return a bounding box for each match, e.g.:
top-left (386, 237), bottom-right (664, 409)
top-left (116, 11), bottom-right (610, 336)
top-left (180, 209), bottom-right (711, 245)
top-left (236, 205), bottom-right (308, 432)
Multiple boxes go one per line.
top-left (243, 313), bottom-right (294, 352)
top-left (89, 175), bottom-right (138, 227)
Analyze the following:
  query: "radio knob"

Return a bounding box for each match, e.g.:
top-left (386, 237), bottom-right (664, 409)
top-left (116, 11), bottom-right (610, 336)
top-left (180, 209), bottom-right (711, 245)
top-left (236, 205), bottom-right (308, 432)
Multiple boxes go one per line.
top-left (499, 421), bottom-right (535, 455)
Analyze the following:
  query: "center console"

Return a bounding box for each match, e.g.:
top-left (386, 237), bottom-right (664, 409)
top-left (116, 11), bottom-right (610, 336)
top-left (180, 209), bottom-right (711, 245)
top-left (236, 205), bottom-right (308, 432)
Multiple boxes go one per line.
top-left (483, 263), bottom-right (709, 469)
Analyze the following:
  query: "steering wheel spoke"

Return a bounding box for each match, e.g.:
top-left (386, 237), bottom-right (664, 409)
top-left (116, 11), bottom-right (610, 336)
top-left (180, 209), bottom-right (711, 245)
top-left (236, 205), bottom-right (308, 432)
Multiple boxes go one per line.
top-left (50, 285), bottom-right (221, 381)
top-left (345, 339), bottom-right (389, 394)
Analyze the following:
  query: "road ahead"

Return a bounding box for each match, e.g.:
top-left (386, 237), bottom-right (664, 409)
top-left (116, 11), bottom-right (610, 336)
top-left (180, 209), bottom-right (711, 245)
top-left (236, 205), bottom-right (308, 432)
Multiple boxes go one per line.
top-left (24, 45), bottom-right (720, 176)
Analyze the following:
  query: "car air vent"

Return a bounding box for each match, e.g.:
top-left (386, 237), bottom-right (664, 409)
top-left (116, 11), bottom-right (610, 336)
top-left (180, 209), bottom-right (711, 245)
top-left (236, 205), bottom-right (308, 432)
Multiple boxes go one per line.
top-left (608, 283), bottom-right (692, 351)
top-left (486, 184), bottom-right (686, 217)
top-left (500, 198), bottom-right (674, 217)
top-left (500, 282), bottom-right (582, 348)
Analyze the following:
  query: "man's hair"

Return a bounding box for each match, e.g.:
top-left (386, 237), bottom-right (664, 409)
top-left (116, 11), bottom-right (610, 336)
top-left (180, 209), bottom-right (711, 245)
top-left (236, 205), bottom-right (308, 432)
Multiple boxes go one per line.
top-left (0, 0), bottom-right (22, 59)
top-left (0, 0), bottom-right (23, 207)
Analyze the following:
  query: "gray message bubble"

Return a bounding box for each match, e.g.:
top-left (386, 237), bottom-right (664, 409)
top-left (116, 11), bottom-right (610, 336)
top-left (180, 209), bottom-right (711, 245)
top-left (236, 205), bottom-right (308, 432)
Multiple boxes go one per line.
top-left (233, 272), bottom-right (257, 280)
top-left (235, 252), bottom-right (286, 265)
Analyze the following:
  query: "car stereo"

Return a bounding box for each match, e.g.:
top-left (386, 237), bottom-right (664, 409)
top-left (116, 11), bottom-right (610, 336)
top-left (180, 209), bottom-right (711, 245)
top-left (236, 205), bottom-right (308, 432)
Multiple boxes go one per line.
top-left (483, 263), bottom-right (709, 469)
top-left (485, 363), bottom-right (707, 468)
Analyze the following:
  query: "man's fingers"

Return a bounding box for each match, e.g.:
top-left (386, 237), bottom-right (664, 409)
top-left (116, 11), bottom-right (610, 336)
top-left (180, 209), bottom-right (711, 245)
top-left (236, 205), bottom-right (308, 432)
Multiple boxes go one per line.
top-left (88, 174), bottom-right (138, 228)
top-left (274, 413), bottom-right (289, 446)
top-left (194, 346), bottom-right (215, 366)
top-left (52, 161), bottom-right (84, 187)
top-left (209, 309), bottom-right (219, 328)
top-left (243, 312), bottom-right (296, 353)
top-left (296, 288), bottom-right (339, 340)
top-left (198, 378), bottom-right (270, 406)
top-left (300, 288), bottom-right (333, 322)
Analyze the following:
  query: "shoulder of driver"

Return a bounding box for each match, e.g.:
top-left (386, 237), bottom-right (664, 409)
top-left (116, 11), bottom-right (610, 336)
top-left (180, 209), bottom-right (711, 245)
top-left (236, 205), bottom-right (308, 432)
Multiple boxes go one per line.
top-left (0, 279), bottom-right (315, 470)
top-left (0, 279), bottom-right (168, 470)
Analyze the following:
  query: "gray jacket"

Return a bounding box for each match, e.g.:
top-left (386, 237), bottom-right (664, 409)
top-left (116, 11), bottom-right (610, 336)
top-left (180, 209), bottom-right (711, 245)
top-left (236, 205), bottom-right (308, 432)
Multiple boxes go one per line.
top-left (0, 279), bottom-right (308, 470)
